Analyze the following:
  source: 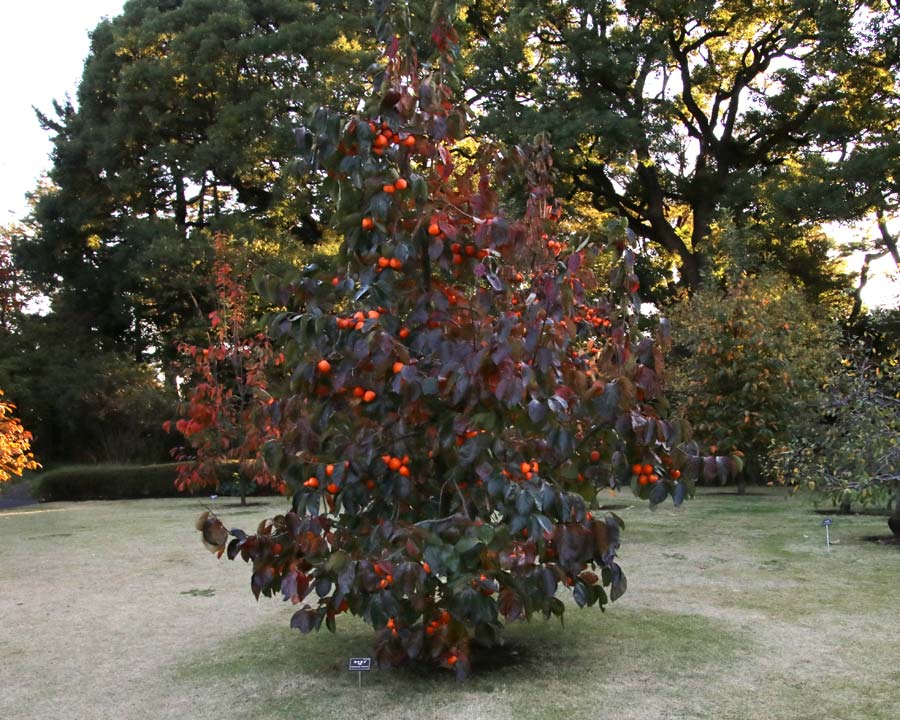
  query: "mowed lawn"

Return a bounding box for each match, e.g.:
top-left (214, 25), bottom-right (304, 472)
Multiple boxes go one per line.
top-left (2, 489), bottom-right (897, 720)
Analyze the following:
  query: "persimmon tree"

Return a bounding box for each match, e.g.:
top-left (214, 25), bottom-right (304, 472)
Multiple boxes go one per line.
top-left (168, 233), bottom-right (283, 504)
top-left (0, 389), bottom-right (40, 482)
top-left (197, 0), bottom-right (729, 677)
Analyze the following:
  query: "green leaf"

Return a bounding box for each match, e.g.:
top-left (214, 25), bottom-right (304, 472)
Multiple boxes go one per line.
top-left (325, 550), bottom-right (350, 573)
top-left (476, 524), bottom-right (495, 543)
top-left (455, 536), bottom-right (481, 555)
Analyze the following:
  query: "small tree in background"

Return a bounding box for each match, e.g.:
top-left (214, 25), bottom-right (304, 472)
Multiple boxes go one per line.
top-left (168, 233), bottom-right (283, 504)
top-left (0, 389), bottom-right (40, 483)
top-left (196, 0), bottom-right (733, 677)
top-left (769, 348), bottom-right (900, 537)
top-left (666, 273), bottom-right (837, 492)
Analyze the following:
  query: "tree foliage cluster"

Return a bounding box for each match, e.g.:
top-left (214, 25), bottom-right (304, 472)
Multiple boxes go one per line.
top-left (167, 232), bottom-right (283, 503)
top-left (665, 272), bottom-right (839, 488)
top-left (767, 341), bottom-right (900, 535)
top-left (16, 0), bottom-right (373, 367)
top-left (0, 389), bottom-right (40, 483)
top-left (465, 0), bottom-right (900, 298)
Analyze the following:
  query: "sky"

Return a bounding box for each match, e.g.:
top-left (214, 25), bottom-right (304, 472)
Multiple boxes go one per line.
top-left (1, 1), bottom-right (126, 221)
top-left (0, 0), bottom-right (896, 309)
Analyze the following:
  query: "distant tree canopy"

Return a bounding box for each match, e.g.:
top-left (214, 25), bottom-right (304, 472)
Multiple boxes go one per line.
top-left (17, 0), bottom-right (900, 345)
top-left (16, 0), bottom-right (374, 363)
top-left (464, 0), bottom-right (900, 298)
top-left (5, 0), bottom-right (900, 468)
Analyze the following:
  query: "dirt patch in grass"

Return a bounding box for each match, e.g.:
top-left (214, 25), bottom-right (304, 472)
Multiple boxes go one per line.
top-left (2, 490), bottom-right (898, 720)
top-left (863, 534), bottom-right (900, 546)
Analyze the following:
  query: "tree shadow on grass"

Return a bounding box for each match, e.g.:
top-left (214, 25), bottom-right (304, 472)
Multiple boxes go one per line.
top-left (863, 535), bottom-right (900, 547)
top-left (170, 605), bottom-right (745, 719)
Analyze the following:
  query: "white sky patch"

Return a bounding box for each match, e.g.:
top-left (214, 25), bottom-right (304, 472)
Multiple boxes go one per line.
top-left (1, 0), bottom-right (125, 221)
top-left (826, 220), bottom-right (900, 310)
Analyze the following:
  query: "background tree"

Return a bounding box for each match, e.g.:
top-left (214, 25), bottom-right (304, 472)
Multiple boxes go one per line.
top-left (0, 224), bottom-right (35, 334)
top-left (464, 0), bottom-right (896, 297)
top-left (0, 389), bottom-right (40, 483)
top-left (196, 0), bottom-right (738, 678)
top-left (16, 0), bottom-right (374, 367)
top-left (768, 334), bottom-right (900, 537)
top-left (665, 272), bottom-right (838, 491)
top-left (169, 233), bottom-right (283, 504)
top-left (0, 314), bottom-right (175, 465)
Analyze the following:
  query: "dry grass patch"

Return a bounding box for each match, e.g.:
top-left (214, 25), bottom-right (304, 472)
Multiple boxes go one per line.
top-left (1, 490), bottom-right (897, 720)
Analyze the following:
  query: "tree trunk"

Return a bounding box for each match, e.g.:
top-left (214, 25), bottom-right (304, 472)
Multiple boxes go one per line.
top-left (174, 172), bottom-right (187, 231)
top-left (636, 164), bottom-right (704, 288)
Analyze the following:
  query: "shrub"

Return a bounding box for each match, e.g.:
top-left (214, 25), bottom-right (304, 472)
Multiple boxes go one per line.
top-left (768, 349), bottom-right (900, 535)
top-left (35, 464), bottom-right (182, 501)
top-left (34, 461), bottom-right (273, 501)
top-left (666, 273), bottom-right (838, 489)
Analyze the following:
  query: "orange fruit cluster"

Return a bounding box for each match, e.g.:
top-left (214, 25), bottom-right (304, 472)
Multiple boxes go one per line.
top-left (369, 121), bottom-right (417, 156)
top-left (546, 238), bottom-right (566, 255)
top-left (425, 609), bottom-right (452, 636)
top-left (454, 429), bottom-right (479, 446)
top-left (382, 454), bottom-right (411, 477)
top-left (573, 306), bottom-right (612, 329)
top-left (631, 462), bottom-right (658, 485)
top-left (353, 386), bottom-right (377, 402)
top-left (501, 459), bottom-right (539, 481)
top-left (382, 177), bottom-right (409, 194)
top-left (373, 564), bottom-right (394, 589)
top-left (449, 241), bottom-right (488, 264)
top-left (336, 309), bottom-right (381, 331)
top-left (376, 255), bottom-right (404, 270)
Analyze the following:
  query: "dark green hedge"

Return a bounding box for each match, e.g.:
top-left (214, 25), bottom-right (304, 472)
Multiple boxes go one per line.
top-left (34, 462), bottom-right (275, 501)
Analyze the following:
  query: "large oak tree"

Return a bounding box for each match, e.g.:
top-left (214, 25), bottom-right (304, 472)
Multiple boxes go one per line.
top-left (464, 0), bottom-right (900, 293)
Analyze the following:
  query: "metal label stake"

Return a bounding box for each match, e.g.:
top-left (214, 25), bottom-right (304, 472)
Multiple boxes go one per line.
top-left (348, 657), bottom-right (371, 687)
top-left (822, 517), bottom-right (832, 550)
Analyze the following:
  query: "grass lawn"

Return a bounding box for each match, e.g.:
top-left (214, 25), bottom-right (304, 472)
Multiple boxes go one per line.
top-left (2, 489), bottom-right (897, 720)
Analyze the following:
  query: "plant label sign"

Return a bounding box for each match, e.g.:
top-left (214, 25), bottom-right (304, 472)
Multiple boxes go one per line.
top-left (349, 657), bottom-right (371, 687)
top-left (822, 518), bottom-right (833, 526)
top-left (348, 657), bottom-right (372, 671)
top-left (822, 517), bottom-right (832, 549)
